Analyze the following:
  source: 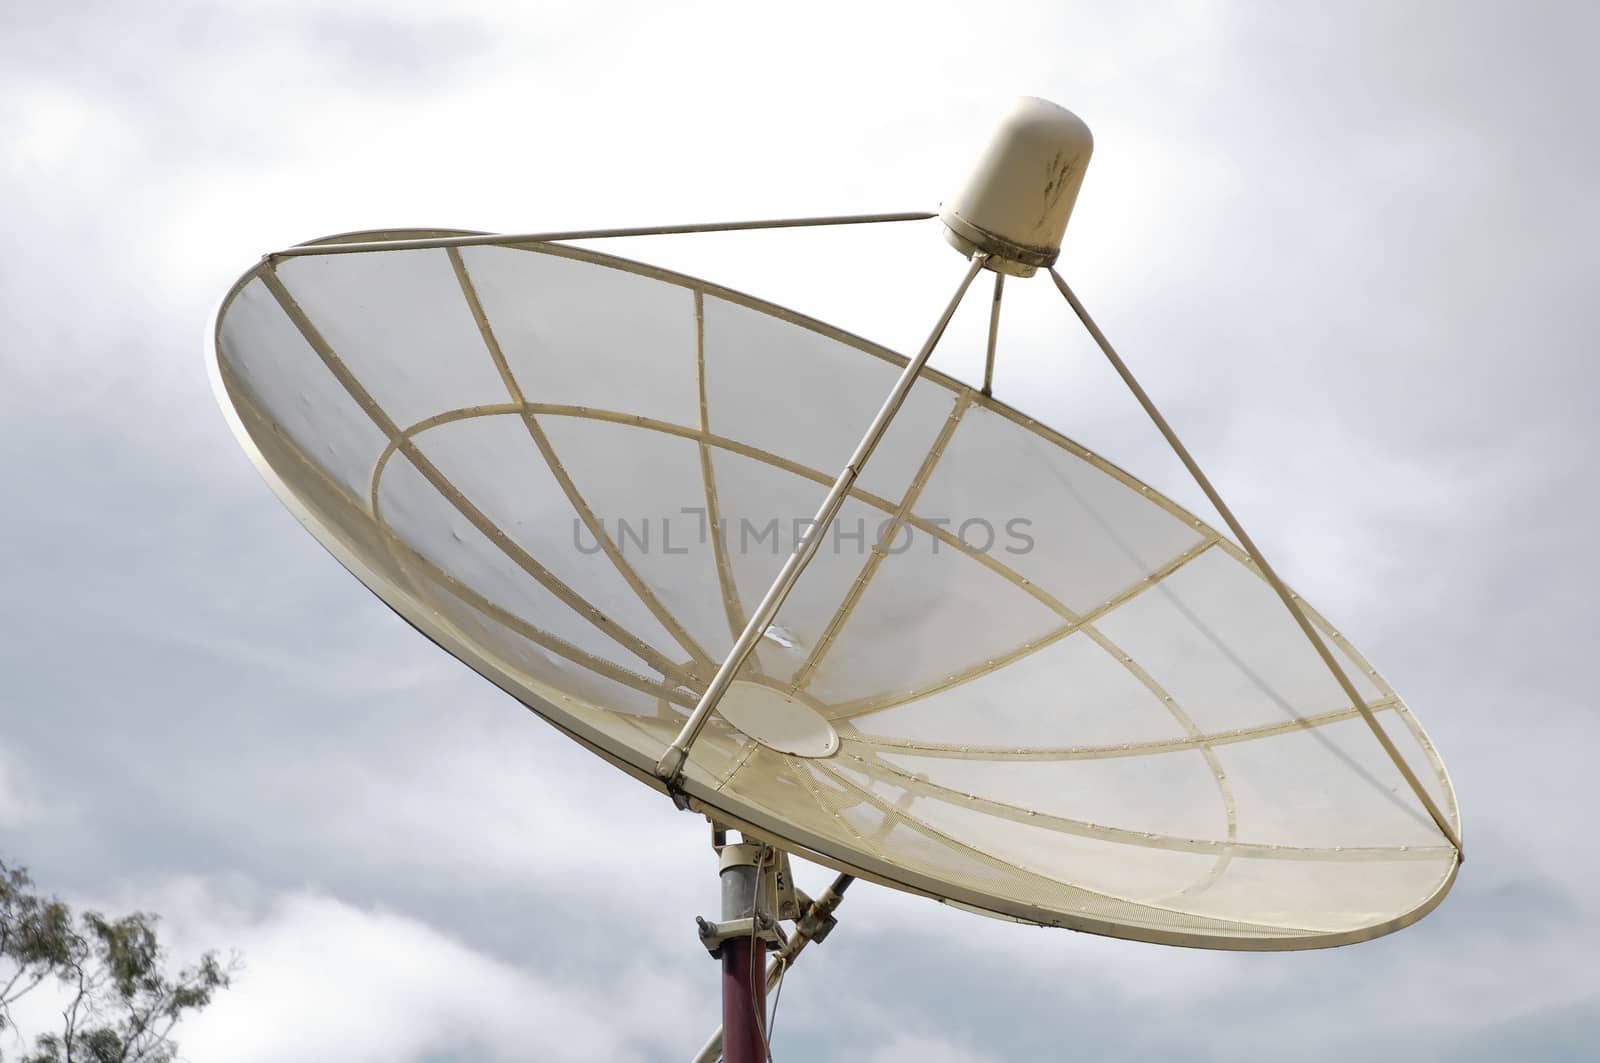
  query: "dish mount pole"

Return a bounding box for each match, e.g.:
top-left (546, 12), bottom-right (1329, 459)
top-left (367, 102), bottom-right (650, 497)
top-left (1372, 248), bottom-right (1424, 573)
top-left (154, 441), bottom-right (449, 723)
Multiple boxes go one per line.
top-left (692, 834), bottom-right (854, 1063)
top-left (705, 842), bottom-right (773, 1063)
top-left (689, 868), bottom-right (852, 1063)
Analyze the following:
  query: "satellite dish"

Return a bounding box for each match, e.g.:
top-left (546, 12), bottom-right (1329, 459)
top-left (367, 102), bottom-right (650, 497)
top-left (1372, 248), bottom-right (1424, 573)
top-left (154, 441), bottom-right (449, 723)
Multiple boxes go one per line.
top-left (209, 98), bottom-right (1460, 1061)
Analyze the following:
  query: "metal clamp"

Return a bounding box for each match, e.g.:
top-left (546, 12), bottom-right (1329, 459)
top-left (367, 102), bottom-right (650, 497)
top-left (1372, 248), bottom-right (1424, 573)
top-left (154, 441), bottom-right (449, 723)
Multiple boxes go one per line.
top-left (695, 915), bottom-right (781, 959)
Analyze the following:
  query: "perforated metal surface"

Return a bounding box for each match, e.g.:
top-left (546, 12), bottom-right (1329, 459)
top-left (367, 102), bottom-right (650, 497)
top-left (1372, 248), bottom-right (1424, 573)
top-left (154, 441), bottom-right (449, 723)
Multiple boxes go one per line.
top-left (210, 230), bottom-right (1460, 949)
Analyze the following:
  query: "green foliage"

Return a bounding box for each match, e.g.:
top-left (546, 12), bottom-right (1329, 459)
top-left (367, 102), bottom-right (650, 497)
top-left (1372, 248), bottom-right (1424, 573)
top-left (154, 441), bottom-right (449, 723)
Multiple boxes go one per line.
top-left (0, 860), bottom-right (234, 1063)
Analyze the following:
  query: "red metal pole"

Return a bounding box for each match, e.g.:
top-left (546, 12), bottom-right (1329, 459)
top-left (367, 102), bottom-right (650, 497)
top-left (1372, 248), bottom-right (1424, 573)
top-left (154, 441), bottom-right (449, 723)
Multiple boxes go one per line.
top-left (720, 936), bottom-right (767, 1063)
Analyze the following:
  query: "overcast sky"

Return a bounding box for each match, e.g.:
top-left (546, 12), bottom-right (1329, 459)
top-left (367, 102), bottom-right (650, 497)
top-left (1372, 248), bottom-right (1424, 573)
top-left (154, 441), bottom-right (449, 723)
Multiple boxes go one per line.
top-left (2, 1), bottom-right (1596, 1060)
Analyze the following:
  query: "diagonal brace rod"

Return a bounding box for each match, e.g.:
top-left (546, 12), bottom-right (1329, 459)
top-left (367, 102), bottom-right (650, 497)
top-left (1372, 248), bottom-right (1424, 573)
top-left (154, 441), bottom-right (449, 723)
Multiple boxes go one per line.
top-left (1047, 268), bottom-right (1463, 856)
top-left (655, 258), bottom-right (986, 790)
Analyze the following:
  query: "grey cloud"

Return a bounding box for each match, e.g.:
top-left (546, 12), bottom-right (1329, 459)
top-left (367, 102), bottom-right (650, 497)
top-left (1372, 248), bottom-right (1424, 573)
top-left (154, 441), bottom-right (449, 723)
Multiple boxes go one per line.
top-left (305, 13), bottom-right (494, 94)
top-left (2, 1), bottom-right (1597, 1060)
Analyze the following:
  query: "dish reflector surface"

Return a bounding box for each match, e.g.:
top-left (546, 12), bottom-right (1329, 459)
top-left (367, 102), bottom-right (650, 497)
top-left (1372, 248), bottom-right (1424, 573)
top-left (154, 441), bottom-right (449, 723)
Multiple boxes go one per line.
top-left (210, 231), bottom-right (1460, 949)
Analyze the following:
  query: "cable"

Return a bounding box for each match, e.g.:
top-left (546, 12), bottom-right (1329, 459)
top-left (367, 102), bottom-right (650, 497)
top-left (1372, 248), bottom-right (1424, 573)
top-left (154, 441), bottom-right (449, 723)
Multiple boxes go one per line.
top-left (749, 846), bottom-right (773, 1062)
top-left (766, 952), bottom-right (790, 1051)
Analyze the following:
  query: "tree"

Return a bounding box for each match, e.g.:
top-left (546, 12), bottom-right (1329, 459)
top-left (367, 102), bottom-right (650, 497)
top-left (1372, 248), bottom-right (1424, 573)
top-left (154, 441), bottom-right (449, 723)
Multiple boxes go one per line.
top-left (0, 859), bottom-right (234, 1063)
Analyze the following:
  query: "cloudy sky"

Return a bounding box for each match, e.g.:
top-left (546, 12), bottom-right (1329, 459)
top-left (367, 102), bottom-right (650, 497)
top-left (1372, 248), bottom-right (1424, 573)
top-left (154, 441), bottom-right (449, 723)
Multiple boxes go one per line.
top-left (3, 1), bottom-right (1596, 1060)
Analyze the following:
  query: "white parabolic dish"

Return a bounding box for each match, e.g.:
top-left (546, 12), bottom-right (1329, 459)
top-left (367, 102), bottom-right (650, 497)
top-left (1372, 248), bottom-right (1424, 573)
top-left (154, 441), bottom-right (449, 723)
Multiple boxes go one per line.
top-left (209, 229), bottom-right (1461, 950)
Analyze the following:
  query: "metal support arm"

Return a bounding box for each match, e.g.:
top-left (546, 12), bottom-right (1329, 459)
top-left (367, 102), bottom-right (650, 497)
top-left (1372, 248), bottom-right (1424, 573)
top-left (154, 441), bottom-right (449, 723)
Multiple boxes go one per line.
top-left (269, 212), bottom-right (937, 259)
top-left (654, 258), bottom-right (986, 791)
top-left (1047, 268), bottom-right (1463, 855)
